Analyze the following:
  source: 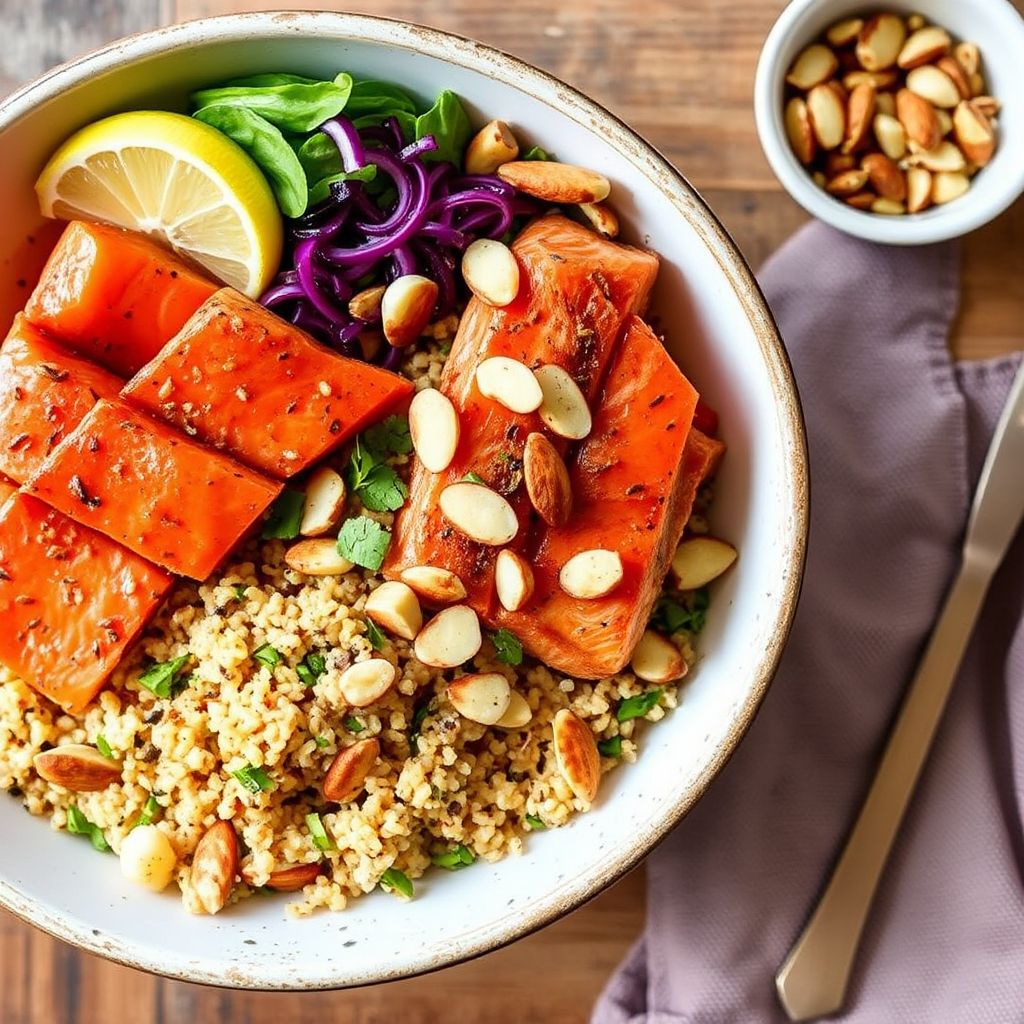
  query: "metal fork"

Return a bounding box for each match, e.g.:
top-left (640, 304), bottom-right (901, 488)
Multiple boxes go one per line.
top-left (775, 354), bottom-right (1024, 1021)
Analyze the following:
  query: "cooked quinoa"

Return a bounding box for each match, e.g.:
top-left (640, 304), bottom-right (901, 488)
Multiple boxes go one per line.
top-left (0, 331), bottom-right (709, 917)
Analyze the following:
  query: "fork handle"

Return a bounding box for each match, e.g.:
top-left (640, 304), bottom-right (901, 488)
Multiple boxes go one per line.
top-left (775, 565), bottom-right (987, 1021)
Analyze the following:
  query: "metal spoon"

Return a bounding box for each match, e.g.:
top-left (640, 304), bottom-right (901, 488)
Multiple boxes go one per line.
top-left (776, 354), bottom-right (1024, 1021)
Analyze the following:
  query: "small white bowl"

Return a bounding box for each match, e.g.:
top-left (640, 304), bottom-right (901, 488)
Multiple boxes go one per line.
top-left (754, 0), bottom-right (1024, 244)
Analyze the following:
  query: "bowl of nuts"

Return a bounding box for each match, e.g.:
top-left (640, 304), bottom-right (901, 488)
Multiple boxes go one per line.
top-left (754, 0), bottom-right (1024, 243)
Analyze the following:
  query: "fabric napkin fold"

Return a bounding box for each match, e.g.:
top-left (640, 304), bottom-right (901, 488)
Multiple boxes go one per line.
top-left (590, 220), bottom-right (1024, 1023)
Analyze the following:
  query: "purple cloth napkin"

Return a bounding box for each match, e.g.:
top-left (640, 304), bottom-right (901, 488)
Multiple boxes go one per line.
top-left (590, 220), bottom-right (1024, 1023)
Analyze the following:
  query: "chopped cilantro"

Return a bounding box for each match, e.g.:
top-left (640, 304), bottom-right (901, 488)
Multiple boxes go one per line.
top-left (297, 650), bottom-right (328, 687)
top-left (617, 689), bottom-right (664, 722)
top-left (262, 488), bottom-right (305, 539)
top-left (95, 735), bottom-right (114, 759)
top-left (314, 735), bottom-right (330, 748)
top-left (365, 617), bottom-right (386, 651)
top-left (337, 516), bottom-right (391, 571)
top-left (345, 419), bottom-right (411, 513)
top-left (525, 814), bottom-right (547, 830)
top-left (431, 844), bottom-right (475, 870)
top-left (133, 793), bottom-right (162, 829)
top-left (66, 806), bottom-right (110, 852)
top-left (492, 628), bottom-right (523, 666)
top-left (232, 764), bottom-right (276, 793)
top-left (253, 643), bottom-right (283, 668)
top-left (233, 584), bottom-right (248, 600)
top-left (138, 654), bottom-right (191, 699)
top-left (306, 811), bottom-right (335, 851)
top-left (521, 145), bottom-right (550, 160)
top-left (344, 715), bottom-right (364, 733)
top-left (363, 414), bottom-right (412, 457)
top-left (462, 471), bottom-right (486, 485)
top-left (379, 867), bottom-right (414, 898)
top-left (598, 735), bottom-right (623, 758)
top-left (651, 587), bottom-right (710, 635)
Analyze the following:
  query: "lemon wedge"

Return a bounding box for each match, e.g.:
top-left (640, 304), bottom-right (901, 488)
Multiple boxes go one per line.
top-left (34, 110), bottom-right (284, 298)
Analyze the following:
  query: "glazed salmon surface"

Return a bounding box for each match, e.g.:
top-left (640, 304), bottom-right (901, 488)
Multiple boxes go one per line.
top-left (121, 287), bottom-right (415, 480)
top-left (23, 220), bottom-right (218, 378)
top-left (0, 491), bottom-right (173, 713)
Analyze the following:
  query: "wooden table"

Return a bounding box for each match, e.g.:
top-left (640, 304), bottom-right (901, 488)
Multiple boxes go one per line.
top-left (1, 2), bottom-right (1021, 1022)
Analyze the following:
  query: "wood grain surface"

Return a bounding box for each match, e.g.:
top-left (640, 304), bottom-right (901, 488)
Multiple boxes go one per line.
top-left (1, 2), bottom-right (1021, 1023)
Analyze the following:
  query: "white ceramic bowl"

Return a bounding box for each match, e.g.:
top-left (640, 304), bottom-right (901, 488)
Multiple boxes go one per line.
top-left (754, 0), bottom-right (1024, 244)
top-left (0, 12), bottom-right (807, 989)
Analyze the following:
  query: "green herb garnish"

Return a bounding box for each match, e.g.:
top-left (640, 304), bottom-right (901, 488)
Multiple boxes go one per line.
top-left (363, 414), bottom-right (413, 457)
top-left (651, 587), bottom-right (710, 635)
top-left (262, 488), bottom-right (305, 539)
top-left (133, 794), bottom-right (162, 829)
top-left (233, 584), bottom-right (248, 600)
top-left (314, 735), bottom-right (330, 749)
top-left (379, 867), bottom-right (414, 898)
top-left (492, 628), bottom-right (523, 666)
top-left (306, 811), bottom-right (335, 851)
top-left (344, 716), bottom-right (364, 733)
top-left (525, 814), bottom-right (547, 830)
top-left (253, 643), bottom-right (283, 668)
top-left (95, 735), bottom-right (114, 759)
top-left (337, 516), bottom-right (391, 571)
top-left (66, 806), bottom-right (110, 852)
top-left (296, 651), bottom-right (328, 688)
top-left (430, 844), bottom-right (475, 870)
top-left (462, 471), bottom-right (486, 485)
top-left (138, 654), bottom-right (192, 699)
top-left (616, 689), bottom-right (664, 722)
top-left (232, 764), bottom-right (276, 794)
top-left (597, 735), bottom-right (623, 758)
top-left (365, 617), bottom-right (386, 651)
top-left (345, 422), bottom-right (410, 513)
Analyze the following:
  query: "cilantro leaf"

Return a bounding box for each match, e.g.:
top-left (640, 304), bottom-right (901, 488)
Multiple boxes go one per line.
top-left (344, 715), bottom-right (364, 733)
top-left (358, 464), bottom-right (408, 512)
top-left (431, 844), bottom-right (475, 870)
top-left (262, 488), bottom-right (305, 539)
top-left (337, 516), bottom-right (391, 571)
top-left (133, 794), bottom-right (162, 829)
top-left (95, 735), bottom-right (114, 759)
top-left (66, 806), bottom-right (110, 852)
top-left (362, 414), bottom-right (412, 458)
top-left (597, 735), bottom-right (623, 758)
top-left (617, 689), bottom-right (664, 722)
top-left (651, 587), bottom-right (710, 635)
top-left (462, 471), bottom-right (486, 485)
top-left (296, 651), bottom-right (327, 688)
top-left (253, 643), bottom-right (283, 668)
top-left (379, 867), bottom-right (414, 898)
top-left (365, 617), bottom-right (386, 651)
top-left (492, 628), bottom-right (523, 666)
top-left (306, 811), bottom-right (335, 851)
top-left (525, 814), bottom-right (547, 830)
top-left (232, 764), bottom-right (276, 793)
top-left (138, 654), bottom-right (192, 699)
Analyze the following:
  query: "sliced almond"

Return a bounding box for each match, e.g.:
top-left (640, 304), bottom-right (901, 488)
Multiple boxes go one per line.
top-left (408, 386), bottom-right (460, 474)
top-left (299, 466), bottom-right (347, 537)
top-left (630, 630), bottom-right (688, 684)
top-left (906, 64), bottom-right (961, 109)
top-left (461, 238), bottom-right (520, 308)
top-left (534, 363), bottom-right (592, 440)
top-left (954, 41), bottom-right (980, 78)
top-left (186, 819), bottom-right (238, 916)
top-left (896, 87), bottom-right (942, 151)
top-left (323, 736), bottom-right (380, 803)
top-left (874, 91), bottom-right (896, 117)
top-left (670, 535), bottom-right (738, 590)
top-left (398, 564), bottom-right (467, 606)
top-left (968, 71), bottom-right (985, 99)
top-left (785, 43), bottom-right (840, 90)
top-left (936, 55), bottom-right (971, 101)
top-left (862, 151), bottom-right (907, 202)
top-left (348, 284), bottom-right (386, 323)
top-left (34, 744), bottom-right (121, 791)
top-left (906, 165), bottom-right (934, 213)
top-left (552, 708), bottom-right (600, 803)
top-left (971, 95), bottom-right (1000, 119)
top-left (845, 191), bottom-right (877, 210)
top-left (284, 537), bottom-right (355, 577)
top-left (873, 112), bottom-right (907, 160)
top-left (577, 201), bottom-right (620, 238)
top-left (952, 100), bottom-right (996, 167)
top-left (908, 138), bottom-right (966, 173)
top-left (870, 196), bottom-right (906, 215)
top-left (496, 160), bottom-right (611, 204)
top-left (931, 170), bottom-right (970, 205)
top-left (338, 658), bottom-right (397, 707)
top-left (413, 604), bottom-right (482, 668)
top-left (842, 69), bottom-right (899, 91)
top-left (784, 97), bottom-right (816, 165)
top-left (824, 151), bottom-right (856, 176)
top-left (806, 82), bottom-right (846, 151)
top-left (242, 861), bottom-right (322, 892)
top-left (896, 25), bottom-right (951, 69)
top-left (826, 17), bottom-right (864, 48)
top-left (523, 431), bottom-right (572, 527)
top-left (364, 580), bottom-right (423, 641)
top-left (494, 548), bottom-right (535, 612)
top-left (448, 672), bottom-right (512, 725)
top-left (855, 13), bottom-right (907, 72)
top-left (463, 119), bottom-right (520, 175)
top-left (934, 106), bottom-right (953, 137)
top-left (475, 355), bottom-right (543, 413)
top-left (559, 548), bottom-right (624, 600)
top-left (439, 481), bottom-right (519, 546)
top-left (842, 81), bottom-right (876, 153)
top-left (495, 689), bottom-right (532, 729)
top-left (380, 274), bottom-right (439, 348)
top-left (825, 168), bottom-right (869, 196)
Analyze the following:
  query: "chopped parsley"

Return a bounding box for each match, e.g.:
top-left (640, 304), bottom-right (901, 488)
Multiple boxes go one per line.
top-left (95, 735), bottom-right (114, 759)
top-left (346, 417), bottom-right (412, 513)
top-left (462, 471), bottom-right (486, 485)
top-left (379, 867), bottom-right (414, 898)
top-left (492, 628), bottom-right (523, 666)
top-left (66, 806), bottom-right (110, 852)
top-left (409, 701), bottom-right (432, 753)
top-left (597, 735), bottom-right (623, 758)
top-left (232, 764), bottom-right (276, 794)
top-left (296, 651), bottom-right (327, 688)
top-left (233, 584), bottom-right (248, 600)
top-left (314, 735), bottom-right (330, 748)
top-left (525, 814), bottom-right (547, 830)
top-left (337, 516), bottom-right (391, 571)
top-left (262, 488), bottom-right (305, 539)
top-left (253, 643), bottom-right (283, 668)
top-left (651, 587), bottom-right (710, 635)
top-left (617, 689), bottom-right (664, 722)
top-left (344, 715), bottom-right (364, 733)
top-left (431, 844), bottom-right (475, 870)
top-left (306, 811), bottom-right (335, 851)
top-left (364, 617), bottom-right (386, 651)
top-left (138, 654), bottom-right (192, 699)
top-left (133, 793), bottom-right (162, 829)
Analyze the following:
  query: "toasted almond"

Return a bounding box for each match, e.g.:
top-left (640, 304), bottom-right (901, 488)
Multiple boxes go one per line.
top-left (495, 689), bottom-right (532, 729)
top-left (842, 69), bottom-right (899, 91)
top-left (496, 160), bottom-right (611, 204)
top-left (931, 170), bottom-right (970, 205)
top-left (968, 71), bottom-right (985, 98)
top-left (461, 238), bottom-right (520, 307)
top-left (908, 138), bottom-right (966, 173)
top-left (824, 151), bottom-right (856, 176)
top-left (971, 95), bottom-right (1000, 119)
top-left (845, 191), bottom-right (877, 210)
top-left (577, 201), bottom-right (620, 238)
top-left (896, 25), bottom-right (951, 69)
top-left (339, 658), bottom-right (397, 707)
top-left (935, 55), bottom-right (971, 101)
top-left (475, 355), bottom-right (543, 413)
top-left (784, 97), bottom-right (816, 165)
top-left (323, 736), bottom-right (380, 803)
top-left (398, 564), bottom-right (467, 607)
top-left (906, 165), bottom-right (934, 213)
top-left (842, 81), bottom-right (876, 153)
top-left (953, 100), bottom-right (996, 166)
top-left (934, 106), bottom-right (953, 137)
top-left (786, 43), bottom-right (840, 90)
top-left (348, 283), bottom-right (386, 323)
top-left (825, 168), bottom-right (869, 196)
top-left (806, 82), bottom-right (846, 150)
top-left (954, 41), bottom-right (980, 77)
top-left (906, 64), bottom-right (961, 109)
top-left (552, 708), bottom-right (600, 803)
top-left (364, 580), bottom-right (423, 641)
top-left (439, 481), bottom-right (519, 546)
top-left (896, 87), bottom-right (942, 151)
top-left (186, 819), bottom-right (238, 916)
top-left (299, 466), bottom-right (347, 537)
top-left (119, 823), bottom-right (177, 892)
top-left (905, 13), bottom-right (925, 31)
top-left (284, 537), bottom-right (355, 577)
top-left (463, 118), bottom-right (520, 174)
top-left (448, 672), bottom-right (512, 725)
top-left (34, 744), bottom-right (121, 791)
top-left (630, 630), bottom-right (688, 684)
top-left (871, 196), bottom-right (906, 215)
top-left (873, 111), bottom-right (907, 160)
top-left (670, 535), bottom-right (738, 590)
top-left (242, 861), bottom-right (322, 892)
top-left (413, 604), bottom-right (482, 668)
top-left (826, 17), bottom-right (864, 47)
top-left (856, 13), bottom-right (907, 72)
top-left (874, 90), bottom-right (896, 117)
top-left (523, 431), bottom-right (572, 527)
top-left (559, 548), bottom-right (624, 600)
top-left (380, 274), bottom-right (439, 348)
top-left (862, 151), bottom-right (907, 202)
top-left (494, 548), bottom-right (535, 612)
top-left (408, 386), bottom-right (460, 474)
top-left (533, 363), bottom-right (592, 440)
